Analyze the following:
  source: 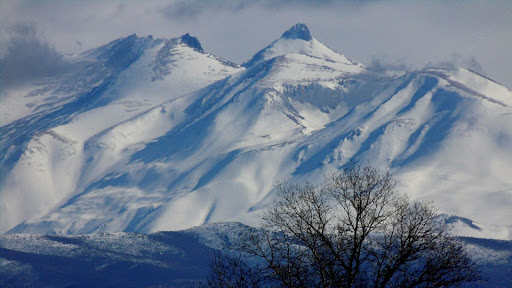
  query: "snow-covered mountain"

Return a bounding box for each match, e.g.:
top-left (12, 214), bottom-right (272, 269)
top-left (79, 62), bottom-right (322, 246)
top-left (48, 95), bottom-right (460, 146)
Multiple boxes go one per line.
top-left (0, 33), bottom-right (243, 233)
top-left (1, 24), bottom-right (512, 236)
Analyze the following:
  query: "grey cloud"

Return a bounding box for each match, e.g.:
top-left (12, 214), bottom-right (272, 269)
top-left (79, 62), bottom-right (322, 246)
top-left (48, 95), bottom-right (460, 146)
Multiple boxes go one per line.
top-left (368, 54), bottom-right (486, 75)
top-left (162, 0), bottom-right (254, 19)
top-left (364, 55), bottom-right (488, 84)
top-left (432, 54), bottom-right (486, 75)
top-left (367, 56), bottom-right (410, 72)
top-left (161, 0), bottom-right (379, 19)
top-left (0, 23), bottom-right (73, 89)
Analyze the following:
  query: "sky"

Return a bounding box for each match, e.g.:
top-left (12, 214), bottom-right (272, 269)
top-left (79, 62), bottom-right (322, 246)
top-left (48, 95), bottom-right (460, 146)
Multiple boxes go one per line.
top-left (1, 0), bottom-right (511, 88)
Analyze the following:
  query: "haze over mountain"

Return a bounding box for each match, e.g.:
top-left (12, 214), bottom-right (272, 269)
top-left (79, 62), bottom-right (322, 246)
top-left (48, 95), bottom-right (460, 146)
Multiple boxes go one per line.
top-left (1, 24), bottom-right (512, 237)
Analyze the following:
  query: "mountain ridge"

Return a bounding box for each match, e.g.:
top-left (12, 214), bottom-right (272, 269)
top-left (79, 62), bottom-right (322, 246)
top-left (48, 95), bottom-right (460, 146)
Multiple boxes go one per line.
top-left (1, 24), bottom-right (512, 235)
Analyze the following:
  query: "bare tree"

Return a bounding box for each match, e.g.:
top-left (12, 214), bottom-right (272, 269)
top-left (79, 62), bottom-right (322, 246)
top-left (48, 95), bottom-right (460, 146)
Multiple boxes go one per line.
top-left (207, 166), bottom-right (480, 288)
top-left (204, 251), bottom-right (262, 288)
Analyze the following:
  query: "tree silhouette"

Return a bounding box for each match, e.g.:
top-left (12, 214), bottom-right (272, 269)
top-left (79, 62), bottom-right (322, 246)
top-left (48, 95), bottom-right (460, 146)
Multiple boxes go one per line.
top-left (207, 166), bottom-right (480, 288)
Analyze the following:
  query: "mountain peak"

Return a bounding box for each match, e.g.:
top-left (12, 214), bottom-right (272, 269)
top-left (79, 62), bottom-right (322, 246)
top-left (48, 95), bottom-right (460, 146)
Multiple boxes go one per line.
top-left (179, 33), bottom-right (203, 52)
top-left (242, 22), bottom-right (357, 68)
top-left (281, 23), bottom-right (312, 41)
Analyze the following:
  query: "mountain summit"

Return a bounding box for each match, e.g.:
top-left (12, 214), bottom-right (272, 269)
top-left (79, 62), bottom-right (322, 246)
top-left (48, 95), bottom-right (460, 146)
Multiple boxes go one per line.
top-left (179, 33), bottom-right (203, 52)
top-left (243, 23), bottom-right (361, 68)
top-left (281, 23), bottom-right (312, 41)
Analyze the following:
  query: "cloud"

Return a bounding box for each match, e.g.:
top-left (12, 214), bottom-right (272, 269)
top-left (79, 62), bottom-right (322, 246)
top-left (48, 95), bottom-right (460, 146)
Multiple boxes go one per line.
top-left (161, 0), bottom-right (253, 19)
top-left (432, 54), bottom-right (485, 74)
top-left (160, 0), bottom-right (380, 20)
top-left (366, 56), bottom-right (409, 73)
top-left (367, 53), bottom-right (486, 76)
top-left (0, 23), bottom-right (73, 89)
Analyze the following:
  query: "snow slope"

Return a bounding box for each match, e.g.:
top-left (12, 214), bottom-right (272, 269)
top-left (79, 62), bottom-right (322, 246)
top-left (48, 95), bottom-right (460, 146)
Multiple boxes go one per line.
top-left (1, 24), bottom-right (512, 237)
